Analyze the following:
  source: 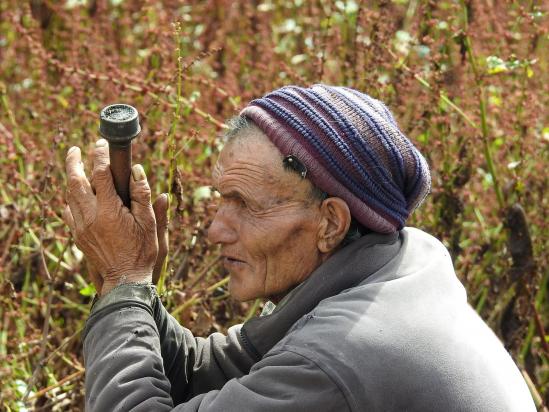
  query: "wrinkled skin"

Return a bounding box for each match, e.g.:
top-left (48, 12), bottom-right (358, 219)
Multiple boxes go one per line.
top-left (64, 129), bottom-right (350, 301)
top-left (64, 139), bottom-right (168, 295)
top-left (208, 126), bottom-right (351, 301)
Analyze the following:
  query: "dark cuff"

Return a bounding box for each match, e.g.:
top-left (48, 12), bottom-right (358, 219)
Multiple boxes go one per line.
top-left (91, 283), bottom-right (158, 314)
top-left (83, 283), bottom-right (159, 341)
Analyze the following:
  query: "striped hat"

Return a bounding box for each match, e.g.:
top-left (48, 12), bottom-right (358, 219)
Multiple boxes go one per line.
top-left (240, 84), bottom-right (431, 234)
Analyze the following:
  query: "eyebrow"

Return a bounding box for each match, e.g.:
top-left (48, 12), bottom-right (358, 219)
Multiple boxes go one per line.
top-left (211, 186), bottom-right (248, 202)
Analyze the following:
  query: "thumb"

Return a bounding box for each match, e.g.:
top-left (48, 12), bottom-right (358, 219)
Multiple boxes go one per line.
top-left (129, 164), bottom-right (155, 230)
top-left (152, 193), bottom-right (169, 284)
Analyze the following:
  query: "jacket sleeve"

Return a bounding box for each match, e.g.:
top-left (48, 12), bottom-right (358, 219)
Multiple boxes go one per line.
top-left (83, 284), bottom-right (254, 408)
top-left (83, 284), bottom-right (349, 412)
top-left (152, 296), bottom-right (255, 404)
top-left (177, 349), bottom-right (349, 411)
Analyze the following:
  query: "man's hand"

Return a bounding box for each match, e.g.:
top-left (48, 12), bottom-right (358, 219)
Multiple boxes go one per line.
top-left (63, 139), bottom-right (168, 295)
top-left (86, 192), bottom-right (168, 294)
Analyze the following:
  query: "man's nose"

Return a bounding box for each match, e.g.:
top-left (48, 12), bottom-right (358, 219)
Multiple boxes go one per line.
top-left (207, 206), bottom-right (238, 245)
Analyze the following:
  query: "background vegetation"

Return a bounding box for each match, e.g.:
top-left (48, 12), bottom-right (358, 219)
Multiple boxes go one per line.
top-left (0, 0), bottom-right (547, 410)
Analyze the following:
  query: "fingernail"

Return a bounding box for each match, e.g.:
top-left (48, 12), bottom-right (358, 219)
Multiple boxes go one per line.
top-left (68, 146), bottom-right (78, 155)
top-left (132, 164), bottom-right (146, 181)
top-left (96, 139), bottom-right (107, 147)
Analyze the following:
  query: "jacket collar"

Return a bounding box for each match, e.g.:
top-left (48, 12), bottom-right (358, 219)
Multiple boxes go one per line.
top-left (240, 231), bottom-right (402, 361)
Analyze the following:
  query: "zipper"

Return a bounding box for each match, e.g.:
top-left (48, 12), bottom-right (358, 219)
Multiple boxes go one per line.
top-left (239, 326), bottom-right (261, 362)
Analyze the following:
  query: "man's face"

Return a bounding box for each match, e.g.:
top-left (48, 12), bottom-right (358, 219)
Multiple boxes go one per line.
top-left (208, 127), bottom-right (324, 301)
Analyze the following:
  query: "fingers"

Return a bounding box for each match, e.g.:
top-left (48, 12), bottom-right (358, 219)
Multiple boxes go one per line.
top-left (66, 146), bottom-right (95, 228)
top-left (130, 164), bottom-right (155, 230)
top-left (153, 193), bottom-right (169, 234)
top-left (91, 139), bottom-right (119, 209)
top-left (152, 193), bottom-right (169, 284)
top-left (66, 146), bottom-right (87, 184)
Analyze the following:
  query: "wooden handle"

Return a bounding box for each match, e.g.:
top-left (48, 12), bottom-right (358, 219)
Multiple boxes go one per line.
top-left (108, 143), bottom-right (132, 208)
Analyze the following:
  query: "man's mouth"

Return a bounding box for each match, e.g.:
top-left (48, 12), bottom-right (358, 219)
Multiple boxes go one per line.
top-left (222, 255), bottom-right (246, 269)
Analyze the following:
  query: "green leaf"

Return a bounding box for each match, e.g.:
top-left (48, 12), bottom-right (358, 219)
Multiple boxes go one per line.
top-left (79, 283), bottom-right (96, 297)
top-left (542, 127), bottom-right (549, 142)
top-left (56, 95), bottom-right (69, 108)
top-left (491, 137), bottom-right (504, 149)
top-left (394, 30), bottom-right (412, 55)
top-left (486, 56), bottom-right (507, 74)
top-left (335, 0), bottom-right (358, 14)
top-left (488, 94), bottom-right (502, 107)
top-left (193, 186), bottom-right (212, 202)
top-left (417, 132), bottom-right (429, 144)
top-left (414, 45), bottom-right (430, 59)
top-left (189, 90), bottom-right (201, 103)
top-left (290, 54), bottom-right (307, 65)
top-left (507, 160), bottom-right (520, 170)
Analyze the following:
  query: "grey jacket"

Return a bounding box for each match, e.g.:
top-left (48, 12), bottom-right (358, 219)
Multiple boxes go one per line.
top-left (83, 228), bottom-right (535, 411)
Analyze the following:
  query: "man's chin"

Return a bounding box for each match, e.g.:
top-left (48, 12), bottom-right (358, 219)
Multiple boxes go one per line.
top-left (228, 276), bottom-right (262, 302)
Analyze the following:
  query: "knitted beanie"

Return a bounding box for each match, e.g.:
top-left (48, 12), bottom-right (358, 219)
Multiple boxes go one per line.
top-left (240, 84), bottom-right (431, 234)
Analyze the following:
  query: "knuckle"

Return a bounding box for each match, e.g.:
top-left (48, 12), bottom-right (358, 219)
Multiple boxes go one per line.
top-left (98, 206), bottom-right (118, 224)
top-left (67, 184), bottom-right (83, 200)
top-left (74, 220), bottom-right (95, 243)
top-left (94, 146), bottom-right (108, 156)
top-left (68, 176), bottom-right (83, 191)
top-left (94, 164), bottom-right (110, 179)
top-left (134, 180), bottom-right (151, 195)
top-left (143, 211), bottom-right (156, 227)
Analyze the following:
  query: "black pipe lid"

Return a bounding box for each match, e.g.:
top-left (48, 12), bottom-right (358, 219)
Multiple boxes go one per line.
top-left (99, 103), bottom-right (141, 146)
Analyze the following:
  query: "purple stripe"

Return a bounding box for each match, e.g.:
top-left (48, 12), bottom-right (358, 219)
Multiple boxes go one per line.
top-left (248, 97), bottom-right (406, 224)
top-left (268, 89), bottom-right (408, 217)
top-left (241, 106), bottom-right (400, 233)
top-left (341, 86), bottom-right (398, 128)
top-left (288, 87), bottom-right (406, 208)
top-left (317, 85), bottom-right (406, 190)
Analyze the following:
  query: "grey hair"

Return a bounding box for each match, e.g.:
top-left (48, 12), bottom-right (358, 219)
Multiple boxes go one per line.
top-left (223, 115), bottom-right (369, 246)
top-left (224, 115), bottom-right (253, 141)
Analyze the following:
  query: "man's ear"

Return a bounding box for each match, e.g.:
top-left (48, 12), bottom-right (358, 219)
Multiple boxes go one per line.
top-left (317, 197), bottom-right (352, 254)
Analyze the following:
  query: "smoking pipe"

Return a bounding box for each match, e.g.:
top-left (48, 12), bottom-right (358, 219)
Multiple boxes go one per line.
top-left (99, 104), bottom-right (141, 209)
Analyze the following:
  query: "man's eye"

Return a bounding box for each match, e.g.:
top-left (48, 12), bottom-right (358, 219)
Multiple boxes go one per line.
top-left (235, 197), bottom-right (248, 209)
top-left (234, 197), bottom-right (258, 214)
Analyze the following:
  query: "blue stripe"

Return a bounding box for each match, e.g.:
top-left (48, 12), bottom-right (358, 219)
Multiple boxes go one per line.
top-left (333, 86), bottom-right (428, 211)
top-left (250, 97), bottom-right (406, 224)
top-left (341, 86), bottom-right (398, 128)
top-left (272, 88), bottom-right (406, 212)
top-left (318, 86), bottom-right (406, 190)
top-left (290, 87), bottom-right (406, 207)
top-left (404, 150), bottom-right (428, 210)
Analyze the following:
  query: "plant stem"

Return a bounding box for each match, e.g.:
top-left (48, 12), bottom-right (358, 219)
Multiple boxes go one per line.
top-left (171, 276), bottom-right (229, 318)
top-left (387, 48), bottom-right (478, 130)
top-left (26, 370), bottom-right (84, 401)
top-left (158, 22), bottom-right (184, 294)
top-left (459, 0), bottom-right (505, 209)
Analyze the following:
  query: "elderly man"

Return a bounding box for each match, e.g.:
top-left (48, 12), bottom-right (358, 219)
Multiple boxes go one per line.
top-left (65, 85), bottom-right (534, 411)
